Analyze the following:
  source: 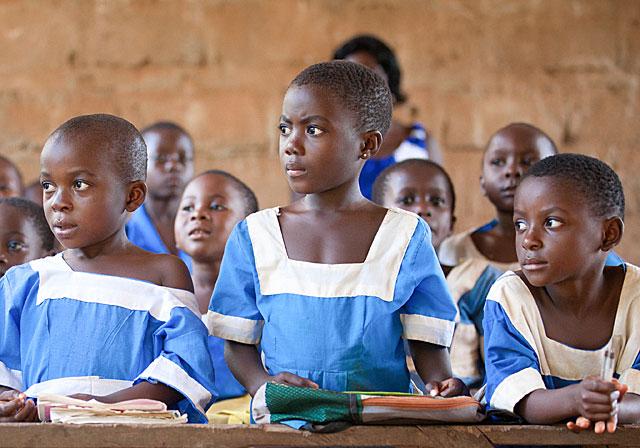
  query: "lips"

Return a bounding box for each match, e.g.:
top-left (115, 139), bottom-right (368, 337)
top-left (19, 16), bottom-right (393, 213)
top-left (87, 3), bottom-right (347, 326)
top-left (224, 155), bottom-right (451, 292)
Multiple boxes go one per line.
top-left (52, 220), bottom-right (78, 239)
top-left (187, 227), bottom-right (212, 240)
top-left (521, 257), bottom-right (548, 271)
top-left (285, 161), bottom-right (307, 178)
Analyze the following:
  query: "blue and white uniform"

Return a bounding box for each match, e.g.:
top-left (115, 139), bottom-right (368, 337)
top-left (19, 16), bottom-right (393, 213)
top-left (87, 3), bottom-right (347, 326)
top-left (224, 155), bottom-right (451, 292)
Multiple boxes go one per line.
top-left (0, 254), bottom-right (216, 423)
top-left (207, 207), bottom-right (457, 393)
top-left (484, 267), bottom-right (640, 413)
top-left (447, 259), bottom-right (502, 388)
top-left (126, 204), bottom-right (192, 271)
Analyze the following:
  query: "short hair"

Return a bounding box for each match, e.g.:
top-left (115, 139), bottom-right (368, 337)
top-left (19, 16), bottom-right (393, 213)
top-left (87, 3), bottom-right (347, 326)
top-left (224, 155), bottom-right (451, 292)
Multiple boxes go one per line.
top-left (372, 159), bottom-right (456, 213)
top-left (524, 153), bottom-right (624, 220)
top-left (333, 34), bottom-right (406, 104)
top-left (195, 170), bottom-right (258, 217)
top-left (289, 60), bottom-right (393, 136)
top-left (486, 122), bottom-right (558, 156)
top-left (0, 155), bottom-right (24, 188)
top-left (48, 114), bottom-right (147, 183)
top-left (0, 197), bottom-right (55, 251)
top-left (141, 121), bottom-right (194, 147)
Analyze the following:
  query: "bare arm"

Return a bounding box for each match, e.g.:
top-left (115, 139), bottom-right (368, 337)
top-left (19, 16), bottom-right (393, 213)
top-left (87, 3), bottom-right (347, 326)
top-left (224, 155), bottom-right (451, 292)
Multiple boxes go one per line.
top-left (619, 392), bottom-right (640, 424)
top-left (95, 382), bottom-right (183, 406)
top-left (409, 340), bottom-right (467, 396)
top-left (225, 340), bottom-right (318, 396)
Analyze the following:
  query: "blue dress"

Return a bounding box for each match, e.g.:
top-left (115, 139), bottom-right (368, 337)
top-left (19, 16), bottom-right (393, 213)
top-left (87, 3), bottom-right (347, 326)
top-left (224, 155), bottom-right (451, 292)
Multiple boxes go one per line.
top-left (126, 204), bottom-right (192, 271)
top-left (207, 207), bottom-right (457, 393)
top-left (484, 266), bottom-right (640, 413)
top-left (0, 254), bottom-right (216, 423)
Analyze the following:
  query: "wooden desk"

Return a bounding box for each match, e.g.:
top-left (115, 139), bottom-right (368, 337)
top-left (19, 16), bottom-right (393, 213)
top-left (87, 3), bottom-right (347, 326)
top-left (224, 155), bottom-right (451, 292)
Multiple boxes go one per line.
top-left (1, 423), bottom-right (639, 447)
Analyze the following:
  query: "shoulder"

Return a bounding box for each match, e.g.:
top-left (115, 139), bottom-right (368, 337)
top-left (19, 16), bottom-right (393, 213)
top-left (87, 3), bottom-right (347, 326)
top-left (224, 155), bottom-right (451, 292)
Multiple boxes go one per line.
top-left (620, 263), bottom-right (640, 310)
top-left (2, 260), bottom-right (41, 288)
top-left (150, 253), bottom-right (194, 292)
top-left (485, 271), bottom-right (534, 319)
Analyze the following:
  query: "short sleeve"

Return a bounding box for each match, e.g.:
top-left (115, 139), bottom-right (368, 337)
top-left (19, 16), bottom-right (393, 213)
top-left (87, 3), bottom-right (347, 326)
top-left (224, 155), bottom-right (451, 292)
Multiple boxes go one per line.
top-left (619, 350), bottom-right (640, 395)
top-left (135, 307), bottom-right (217, 424)
top-left (206, 221), bottom-right (264, 345)
top-left (0, 265), bottom-right (38, 391)
top-left (484, 296), bottom-right (546, 413)
top-left (400, 221), bottom-right (457, 347)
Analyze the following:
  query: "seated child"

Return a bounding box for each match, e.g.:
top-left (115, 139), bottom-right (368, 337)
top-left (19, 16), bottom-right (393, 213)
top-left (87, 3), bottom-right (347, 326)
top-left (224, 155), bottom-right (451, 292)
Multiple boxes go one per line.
top-left (0, 155), bottom-right (24, 198)
top-left (372, 159), bottom-right (501, 389)
top-left (126, 121), bottom-right (194, 268)
top-left (439, 123), bottom-right (557, 271)
top-left (0, 114), bottom-right (215, 423)
top-left (175, 170), bottom-right (258, 409)
top-left (208, 61), bottom-right (465, 399)
top-left (0, 197), bottom-right (55, 277)
top-left (484, 153), bottom-right (640, 430)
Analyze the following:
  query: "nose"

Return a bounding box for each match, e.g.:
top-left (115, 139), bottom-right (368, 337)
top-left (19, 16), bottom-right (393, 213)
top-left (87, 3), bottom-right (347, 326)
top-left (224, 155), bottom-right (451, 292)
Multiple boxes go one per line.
top-left (282, 129), bottom-right (304, 156)
top-left (413, 201), bottom-right (432, 220)
top-left (521, 224), bottom-right (542, 251)
top-left (504, 160), bottom-right (524, 179)
top-left (49, 187), bottom-right (72, 212)
top-left (189, 204), bottom-right (210, 221)
top-left (0, 250), bottom-right (7, 264)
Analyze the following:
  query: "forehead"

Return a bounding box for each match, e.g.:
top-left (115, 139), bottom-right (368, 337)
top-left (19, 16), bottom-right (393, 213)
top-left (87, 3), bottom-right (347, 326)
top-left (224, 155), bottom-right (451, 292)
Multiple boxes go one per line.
top-left (143, 128), bottom-right (193, 155)
top-left (387, 164), bottom-right (453, 196)
top-left (485, 128), bottom-right (554, 160)
top-left (283, 85), bottom-right (357, 125)
top-left (183, 174), bottom-right (244, 202)
top-left (516, 176), bottom-right (586, 211)
top-left (41, 133), bottom-right (113, 170)
top-left (0, 204), bottom-right (33, 231)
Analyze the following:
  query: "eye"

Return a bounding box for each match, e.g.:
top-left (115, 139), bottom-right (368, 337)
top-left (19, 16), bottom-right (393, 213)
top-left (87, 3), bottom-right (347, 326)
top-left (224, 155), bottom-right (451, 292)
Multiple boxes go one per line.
top-left (41, 181), bottom-right (55, 193)
top-left (514, 219), bottom-right (528, 232)
top-left (181, 204), bottom-right (194, 213)
top-left (278, 123), bottom-right (291, 136)
top-left (7, 240), bottom-right (26, 252)
top-left (306, 125), bottom-right (324, 136)
top-left (398, 195), bottom-right (415, 206)
top-left (545, 217), bottom-right (563, 229)
top-left (429, 197), bottom-right (445, 207)
top-left (210, 202), bottom-right (227, 211)
top-left (521, 157), bottom-right (535, 167)
top-left (73, 180), bottom-right (89, 191)
top-left (490, 158), bottom-right (505, 166)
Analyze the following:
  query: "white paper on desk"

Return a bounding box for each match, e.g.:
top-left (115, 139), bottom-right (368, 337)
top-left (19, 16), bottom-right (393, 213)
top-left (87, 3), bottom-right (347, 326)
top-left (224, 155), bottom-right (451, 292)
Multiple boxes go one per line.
top-left (37, 393), bottom-right (187, 424)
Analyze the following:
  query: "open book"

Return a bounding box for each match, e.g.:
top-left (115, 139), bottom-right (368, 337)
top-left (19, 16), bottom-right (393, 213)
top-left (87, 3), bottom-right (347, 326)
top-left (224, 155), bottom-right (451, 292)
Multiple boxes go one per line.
top-left (36, 394), bottom-right (188, 424)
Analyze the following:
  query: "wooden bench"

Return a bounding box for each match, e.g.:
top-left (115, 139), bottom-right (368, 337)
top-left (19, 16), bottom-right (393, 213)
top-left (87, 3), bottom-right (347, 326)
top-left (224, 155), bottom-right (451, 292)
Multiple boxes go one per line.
top-left (1, 423), bottom-right (640, 447)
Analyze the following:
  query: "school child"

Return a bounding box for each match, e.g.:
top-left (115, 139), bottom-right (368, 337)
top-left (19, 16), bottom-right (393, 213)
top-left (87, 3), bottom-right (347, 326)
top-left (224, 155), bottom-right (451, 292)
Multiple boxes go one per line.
top-left (126, 121), bottom-right (194, 268)
top-left (0, 155), bottom-right (24, 198)
top-left (372, 159), bottom-right (501, 389)
top-left (175, 170), bottom-right (258, 423)
top-left (0, 114), bottom-right (215, 423)
top-left (484, 153), bottom-right (640, 431)
top-left (208, 61), bottom-right (464, 399)
top-left (0, 197), bottom-right (55, 277)
top-left (438, 123), bottom-right (557, 271)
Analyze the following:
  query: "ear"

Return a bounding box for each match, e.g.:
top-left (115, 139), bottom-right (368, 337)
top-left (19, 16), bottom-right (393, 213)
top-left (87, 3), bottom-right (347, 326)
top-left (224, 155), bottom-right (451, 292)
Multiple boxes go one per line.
top-left (125, 180), bottom-right (147, 213)
top-left (450, 214), bottom-right (457, 232)
top-left (359, 130), bottom-right (383, 161)
top-left (601, 216), bottom-right (623, 252)
top-left (479, 175), bottom-right (487, 196)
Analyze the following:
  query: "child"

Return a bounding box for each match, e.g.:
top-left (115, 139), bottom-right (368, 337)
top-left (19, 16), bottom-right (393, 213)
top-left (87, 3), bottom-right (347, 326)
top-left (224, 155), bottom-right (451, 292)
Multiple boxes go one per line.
top-left (126, 121), bottom-right (194, 268)
top-left (0, 197), bottom-right (55, 278)
top-left (484, 153), bottom-right (639, 430)
top-left (0, 155), bottom-right (24, 198)
top-left (175, 170), bottom-right (258, 421)
top-left (372, 159), bottom-right (501, 389)
top-left (0, 114), bottom-right (215, 423)
top-left (439, 123), bottom-right (557, 271)
top-left (208, 61), bottom-right (464, 398)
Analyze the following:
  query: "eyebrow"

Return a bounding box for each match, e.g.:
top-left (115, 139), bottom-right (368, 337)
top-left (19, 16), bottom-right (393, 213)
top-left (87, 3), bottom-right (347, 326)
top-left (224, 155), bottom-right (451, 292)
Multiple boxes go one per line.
top-left (279, 115), bottom-right (329, 124)
top-left (514, 206), bottom-right (570, 215)
top-left (39, 169), bottom-right (97, 178)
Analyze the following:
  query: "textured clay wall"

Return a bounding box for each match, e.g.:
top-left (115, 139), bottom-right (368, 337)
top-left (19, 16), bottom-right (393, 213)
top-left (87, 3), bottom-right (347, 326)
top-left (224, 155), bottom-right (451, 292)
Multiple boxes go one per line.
top-left (1, 0), bottom-right (639, 261)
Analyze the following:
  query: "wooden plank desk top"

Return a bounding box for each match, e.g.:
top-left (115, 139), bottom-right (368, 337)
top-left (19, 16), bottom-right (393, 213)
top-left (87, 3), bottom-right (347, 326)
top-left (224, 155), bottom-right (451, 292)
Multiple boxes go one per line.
top-left (1, 423), bottom-right (640, 447)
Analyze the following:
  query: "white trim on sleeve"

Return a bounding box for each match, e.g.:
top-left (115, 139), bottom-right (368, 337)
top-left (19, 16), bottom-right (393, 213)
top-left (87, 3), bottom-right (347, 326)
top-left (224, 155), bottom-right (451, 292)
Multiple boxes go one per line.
top-left (619, 368), bottom-right (640, 396)
top-left (400, 313), bottom-right (455, 347)
top-left (491, 367), bottom-right (546, 413)
top-left (137, 355), bottom-right (211, 415)
top-left (0, 360), bottom-right (23, 391)
top-left (24, 376), bottom-right (132, 398)
top-left (206, 310), bottom-right (264, 344)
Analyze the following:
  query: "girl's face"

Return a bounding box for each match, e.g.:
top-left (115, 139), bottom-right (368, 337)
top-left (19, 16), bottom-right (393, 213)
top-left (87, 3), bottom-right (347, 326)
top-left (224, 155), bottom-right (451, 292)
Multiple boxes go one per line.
top-left (382, 165), bottom-right (455, 251)
top-left (514, 176), bottom-right (606, 287)
top-left (175, 174), bottom-right (247, 262)
top-left (278, 85), bottom-right (364, 195)
top-left (144, 128), bottom-right (195, 201)
top-left (0, 205), bottom-right (46, 277)
top-left (40, 135), bottom-right (132, 250)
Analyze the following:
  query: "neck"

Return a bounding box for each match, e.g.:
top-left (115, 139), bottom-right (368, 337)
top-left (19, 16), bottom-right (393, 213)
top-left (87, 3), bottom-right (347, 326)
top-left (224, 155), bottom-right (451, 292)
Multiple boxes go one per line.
top-left (543, 262), bottom-right (608, 314)
top-left (145, 195), bottom-right (180, 221)
top-left (299, 178), bottom-right (366, 212)
top-left (493, 209), bottom-right (516, 237)
top-left (191, 258), bottom-right (221, 315)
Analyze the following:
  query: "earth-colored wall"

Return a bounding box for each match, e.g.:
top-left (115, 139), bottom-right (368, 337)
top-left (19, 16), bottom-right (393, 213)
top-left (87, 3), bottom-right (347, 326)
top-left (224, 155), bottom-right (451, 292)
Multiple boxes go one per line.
top-left (1, 0), bottom-right (638, 261)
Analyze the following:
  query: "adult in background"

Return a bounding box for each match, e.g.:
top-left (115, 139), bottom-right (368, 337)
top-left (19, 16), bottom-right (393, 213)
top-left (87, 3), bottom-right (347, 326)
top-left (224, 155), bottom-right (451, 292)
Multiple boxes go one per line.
top-left (333, 34), bottom-right (443, 199)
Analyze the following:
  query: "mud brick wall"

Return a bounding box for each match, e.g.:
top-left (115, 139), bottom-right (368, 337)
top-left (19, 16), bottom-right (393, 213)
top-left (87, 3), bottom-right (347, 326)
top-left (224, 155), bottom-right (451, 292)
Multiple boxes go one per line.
top-left (1, 0), bottom-right (638, 261)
